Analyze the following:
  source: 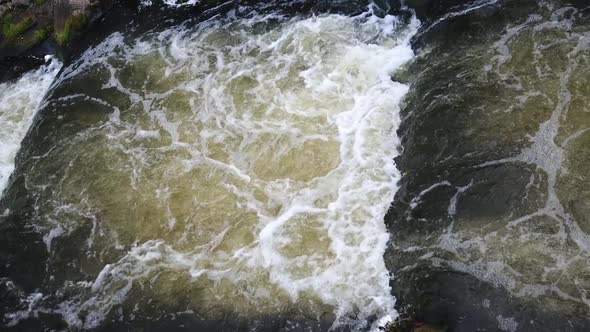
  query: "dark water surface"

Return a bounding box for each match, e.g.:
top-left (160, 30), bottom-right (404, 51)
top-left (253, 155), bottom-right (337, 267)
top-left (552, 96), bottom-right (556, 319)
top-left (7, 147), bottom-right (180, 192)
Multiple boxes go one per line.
top-left (387, 0), bottom-right (590, 331)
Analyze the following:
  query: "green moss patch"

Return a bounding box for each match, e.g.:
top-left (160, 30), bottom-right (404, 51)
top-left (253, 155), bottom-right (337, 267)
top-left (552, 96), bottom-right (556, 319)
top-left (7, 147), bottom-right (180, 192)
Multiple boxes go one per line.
top-left (32, 26), bottom-right (49, 44)
top-left (55, 14), bottom-right (87, 46)
top-left (2, 16), bottom-right (34, 40)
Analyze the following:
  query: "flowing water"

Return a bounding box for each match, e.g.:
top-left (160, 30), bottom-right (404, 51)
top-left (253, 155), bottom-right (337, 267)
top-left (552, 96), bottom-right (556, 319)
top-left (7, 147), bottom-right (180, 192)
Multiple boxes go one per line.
top-left (387, 0), bottom-right (590, 330)
top-left (0, 58), bottom-right (62, 194)
top-left (0, 2), bottom-right (418, 330)
top-left (4, 0), bottom-right (590, 331)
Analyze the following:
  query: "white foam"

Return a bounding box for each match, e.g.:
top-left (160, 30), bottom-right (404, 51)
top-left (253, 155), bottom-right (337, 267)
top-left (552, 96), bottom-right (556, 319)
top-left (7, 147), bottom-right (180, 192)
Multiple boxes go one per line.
top-left (10, 5), bottom-right (420, 330)
top-left (140, 0), bottom-right (199, 8)
top-left (497, 315), bottom-right (519, 332)
top-left (4, 292), bottom-right (44, 327)
top-left (0, 57), bottom-right (62, 195)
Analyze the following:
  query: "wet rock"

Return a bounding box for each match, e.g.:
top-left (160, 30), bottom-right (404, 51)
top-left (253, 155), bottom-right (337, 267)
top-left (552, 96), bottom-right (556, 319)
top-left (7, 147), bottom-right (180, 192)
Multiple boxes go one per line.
top-left (0, 0), bottom-right (116, 60)
top-left (0, 55), bottom-right (43, 83)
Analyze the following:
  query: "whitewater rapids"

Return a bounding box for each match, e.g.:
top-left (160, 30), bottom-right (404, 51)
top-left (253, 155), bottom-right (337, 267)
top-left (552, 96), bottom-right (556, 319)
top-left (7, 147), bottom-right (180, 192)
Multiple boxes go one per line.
top-left (1, 4), bottom-right (418, 330)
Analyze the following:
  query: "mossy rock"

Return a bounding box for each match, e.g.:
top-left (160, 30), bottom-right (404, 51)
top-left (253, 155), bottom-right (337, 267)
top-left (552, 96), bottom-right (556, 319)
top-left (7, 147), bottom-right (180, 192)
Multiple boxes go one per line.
top-left (55, 14), bottom-right (87, 46)
top-left (2, 15), bottom-right (35, 40)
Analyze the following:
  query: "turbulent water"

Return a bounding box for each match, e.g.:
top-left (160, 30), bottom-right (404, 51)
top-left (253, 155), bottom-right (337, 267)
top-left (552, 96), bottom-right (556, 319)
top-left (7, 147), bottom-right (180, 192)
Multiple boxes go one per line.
top-left (0, 59), bottom-right (61, 193)
top-left (6, 0), bottom-right (590, 331)
top-left (387, 0), bottom-right (590, 330)
top-left (0, 3), bottom-right (418, 330)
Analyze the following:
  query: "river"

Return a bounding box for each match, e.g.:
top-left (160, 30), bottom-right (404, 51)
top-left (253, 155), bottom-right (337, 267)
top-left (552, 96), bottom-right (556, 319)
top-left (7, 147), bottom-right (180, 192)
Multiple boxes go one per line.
top-left (1, 1), bottom-right (416, 330)
top-left (1, 0), bottom-right (590, 331)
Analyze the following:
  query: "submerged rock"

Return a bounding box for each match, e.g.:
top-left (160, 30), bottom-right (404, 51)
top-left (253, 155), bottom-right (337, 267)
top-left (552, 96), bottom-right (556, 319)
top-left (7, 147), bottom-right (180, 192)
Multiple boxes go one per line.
top-left (387, 0), bottom-right (590, 330)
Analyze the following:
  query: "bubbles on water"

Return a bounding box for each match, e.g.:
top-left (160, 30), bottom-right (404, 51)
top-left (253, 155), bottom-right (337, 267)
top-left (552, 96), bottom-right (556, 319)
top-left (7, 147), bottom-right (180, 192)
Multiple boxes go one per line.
top-left (140, 0), bottom-right (200, 8)
top-left (3, 5), bottom-right (419, 330)
top-left (394, 2), bottom-right (590, 322)
top-left (0, 57), bottom-right (62, 194)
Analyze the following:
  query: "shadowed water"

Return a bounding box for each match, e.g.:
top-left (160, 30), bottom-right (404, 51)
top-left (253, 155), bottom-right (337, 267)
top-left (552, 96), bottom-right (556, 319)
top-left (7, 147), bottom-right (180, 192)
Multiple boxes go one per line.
top-left (388, 0), bottom-right (590, 330)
